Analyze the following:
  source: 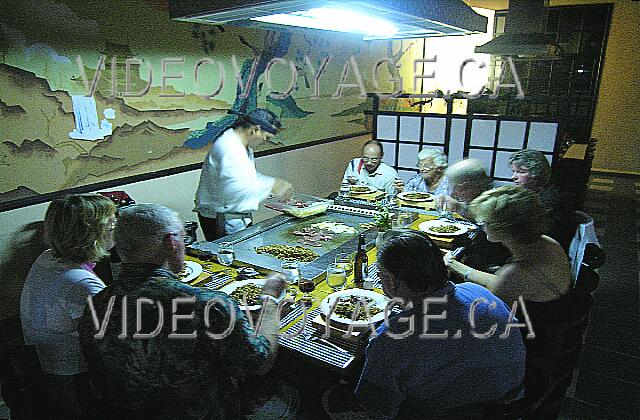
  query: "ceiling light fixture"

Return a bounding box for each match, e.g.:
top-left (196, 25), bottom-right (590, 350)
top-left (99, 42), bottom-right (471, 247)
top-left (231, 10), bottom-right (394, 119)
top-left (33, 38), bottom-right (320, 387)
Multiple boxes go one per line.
top-left (169, 1), bottom-right (488, 40)
top-left (251, 8), bottom-right (399, 38)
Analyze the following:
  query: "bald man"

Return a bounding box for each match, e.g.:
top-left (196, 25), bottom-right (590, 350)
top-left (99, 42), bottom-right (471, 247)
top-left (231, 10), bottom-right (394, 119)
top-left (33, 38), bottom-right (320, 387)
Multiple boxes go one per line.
top-left (443, 159), bottom-right (511, 273)
top-left (343, 140), bottom-right (399, 195)
top-left (447, 159), bottom-right (492, 203)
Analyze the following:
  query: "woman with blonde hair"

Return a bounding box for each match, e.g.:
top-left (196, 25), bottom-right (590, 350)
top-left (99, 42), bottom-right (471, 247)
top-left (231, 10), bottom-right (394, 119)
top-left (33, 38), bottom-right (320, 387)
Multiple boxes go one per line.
top-left (445, 186), bottom-right (571, 306)
top-left (20, 193), bottom-right (116, 418)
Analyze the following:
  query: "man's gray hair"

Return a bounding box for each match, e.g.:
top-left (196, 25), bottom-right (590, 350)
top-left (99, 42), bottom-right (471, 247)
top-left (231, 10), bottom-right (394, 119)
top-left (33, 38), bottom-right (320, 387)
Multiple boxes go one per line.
top-left (446, 159), bottom-right (491, 189)
top-left (417, 148), bottom-right (448, 168)
top-left (114, 204), bottom-right (183, 260)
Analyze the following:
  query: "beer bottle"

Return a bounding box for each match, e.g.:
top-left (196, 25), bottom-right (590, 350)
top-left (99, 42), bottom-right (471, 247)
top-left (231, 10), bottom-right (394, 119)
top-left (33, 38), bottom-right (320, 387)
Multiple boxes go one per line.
top-left (354, 233), bottom-right (368, 287)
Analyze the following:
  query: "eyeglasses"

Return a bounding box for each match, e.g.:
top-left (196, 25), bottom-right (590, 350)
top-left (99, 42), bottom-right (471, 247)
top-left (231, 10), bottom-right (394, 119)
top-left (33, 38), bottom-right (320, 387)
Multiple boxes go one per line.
top-left (417, 164), bottom-right (436, 170)
top-left (362, 157), bottom-right (381, 163)
top-left (170, 231), bottom-right (186, 239)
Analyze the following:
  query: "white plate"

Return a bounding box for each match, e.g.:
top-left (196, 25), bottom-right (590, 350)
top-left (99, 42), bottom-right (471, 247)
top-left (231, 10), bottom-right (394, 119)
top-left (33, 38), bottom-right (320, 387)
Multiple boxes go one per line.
top-left (320, 289), bottom-right (389, 327)
top-left (179, 261), bottom-right (203, 283)
top-left (418, 220), bottom-right (469, 237)
top-left (350, 185), bottom-right (375, 195)
top-left (220, 279), bottom-right (267, 311)
top-left (397, 191), bottom-right (433, 202)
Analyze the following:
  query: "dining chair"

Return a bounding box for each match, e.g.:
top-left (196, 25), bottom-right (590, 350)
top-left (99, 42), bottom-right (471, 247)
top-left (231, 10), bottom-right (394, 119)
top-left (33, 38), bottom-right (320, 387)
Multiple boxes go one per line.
top-left (567, 211), bottom-right (604, 282)
top-left (517, 292), bottom-right (594, 419)
top-left (481, 366), bottom-right (550, 419)
top-left (0, 342), bottom-right (50, 420)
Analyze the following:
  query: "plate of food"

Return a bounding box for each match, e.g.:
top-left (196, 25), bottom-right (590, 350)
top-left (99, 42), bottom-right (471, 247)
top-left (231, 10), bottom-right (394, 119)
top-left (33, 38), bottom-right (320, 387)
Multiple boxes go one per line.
top-left (320, 289), bottom-right (389, 327)
top-left (220, 279), bottom-right (267, 311)
top-left (350, 185), bottom-right (375, 195)
top-left (418, 220), bottom-right (469, 237)
top-left (178, 261), bottom-right (203, 283)
top-left (397, 191), bottom-right (433, 202)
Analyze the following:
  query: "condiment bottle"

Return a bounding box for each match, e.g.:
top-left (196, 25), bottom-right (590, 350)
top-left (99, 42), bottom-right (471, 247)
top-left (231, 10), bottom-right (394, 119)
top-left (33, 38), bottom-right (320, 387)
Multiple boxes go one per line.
top-left (354, 233), bottom-right (368, 288)
top-left (339, 181), bottom-right (351, 198)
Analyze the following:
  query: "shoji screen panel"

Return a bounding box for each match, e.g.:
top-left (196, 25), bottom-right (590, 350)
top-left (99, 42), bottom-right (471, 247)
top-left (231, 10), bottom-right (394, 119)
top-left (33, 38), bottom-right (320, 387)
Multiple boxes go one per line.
top-left (375, 112), bottom-right (560, 183)
top-left (467, 118), bottom-right (559, 181)
top-left (376, 113), bottom-right (452, 183)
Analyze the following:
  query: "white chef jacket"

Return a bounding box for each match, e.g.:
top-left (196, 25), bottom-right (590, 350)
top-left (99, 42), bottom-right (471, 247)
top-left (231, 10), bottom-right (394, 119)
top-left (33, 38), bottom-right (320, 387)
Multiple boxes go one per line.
top-left (194, 128), bottom-right (275, 233)
top-left (342, 158), bottom-right (398, 195)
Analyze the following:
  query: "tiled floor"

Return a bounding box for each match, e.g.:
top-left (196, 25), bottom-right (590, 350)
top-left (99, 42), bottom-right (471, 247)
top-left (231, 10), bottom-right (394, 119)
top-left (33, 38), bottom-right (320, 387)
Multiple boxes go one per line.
top-left (558, 175), bottom-right (640, 419)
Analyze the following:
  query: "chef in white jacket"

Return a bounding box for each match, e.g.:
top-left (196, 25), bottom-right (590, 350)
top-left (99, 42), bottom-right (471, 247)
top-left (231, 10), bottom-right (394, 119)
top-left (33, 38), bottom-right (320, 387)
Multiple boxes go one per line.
top-left (194, 108), bottom-right (293, 240)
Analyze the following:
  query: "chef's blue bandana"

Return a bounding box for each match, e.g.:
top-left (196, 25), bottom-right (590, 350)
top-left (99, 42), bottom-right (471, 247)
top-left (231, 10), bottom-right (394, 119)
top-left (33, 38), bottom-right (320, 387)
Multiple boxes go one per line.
top-left (229, 109), bottom-right (281, 135)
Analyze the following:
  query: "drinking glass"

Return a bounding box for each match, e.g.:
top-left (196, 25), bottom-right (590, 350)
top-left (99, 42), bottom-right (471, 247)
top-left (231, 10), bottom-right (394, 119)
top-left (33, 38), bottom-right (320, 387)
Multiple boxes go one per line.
top-left (183, 221), bottom-right (198, 245)
top-left (298, 276), bottom-right (316, 304)
top-left (396, 211), bottom-right (412, 228)
top-left (334, 253), bottom-right (353, 276)
top-left (281, 261), bottom-right (300, 298)
top-left (326, 263), bottom-right (347, 292)
top-left (216, 242), bottom-right (235, 266)
top-left (391, 214), bottom-right (404, 230)
top-left (437, 200), bottom-right (454, 221)
top-left (281, 261), bottom-right (300, 283)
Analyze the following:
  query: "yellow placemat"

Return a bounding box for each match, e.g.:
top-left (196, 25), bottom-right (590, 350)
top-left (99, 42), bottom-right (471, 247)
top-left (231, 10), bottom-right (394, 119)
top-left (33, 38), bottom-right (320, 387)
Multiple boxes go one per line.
top-left (396, 198), bottom-right (436, 211)
top-left (184, 255), bottom-right (238, 285)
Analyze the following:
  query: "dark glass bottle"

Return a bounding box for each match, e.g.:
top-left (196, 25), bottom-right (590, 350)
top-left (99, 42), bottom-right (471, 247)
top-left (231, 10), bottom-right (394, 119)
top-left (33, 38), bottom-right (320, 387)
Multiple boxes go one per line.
top-left (354, 234), bottom-right (368, 288)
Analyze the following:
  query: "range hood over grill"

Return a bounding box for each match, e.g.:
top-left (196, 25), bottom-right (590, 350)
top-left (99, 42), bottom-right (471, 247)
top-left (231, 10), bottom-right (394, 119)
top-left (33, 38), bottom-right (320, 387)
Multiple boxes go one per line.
top-left (475, 0), bottom-right (560, 58)
top-left (169, 0), bottom-right (488, 40)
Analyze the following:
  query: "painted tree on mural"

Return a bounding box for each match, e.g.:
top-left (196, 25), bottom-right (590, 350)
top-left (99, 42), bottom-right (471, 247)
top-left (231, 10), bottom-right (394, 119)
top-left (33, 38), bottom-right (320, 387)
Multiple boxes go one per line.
top-left (184, 30), bottom-right (302, 149)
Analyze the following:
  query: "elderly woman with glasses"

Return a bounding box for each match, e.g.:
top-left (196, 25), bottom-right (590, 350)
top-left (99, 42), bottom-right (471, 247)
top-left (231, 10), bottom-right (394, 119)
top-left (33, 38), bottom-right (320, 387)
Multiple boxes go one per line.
top-left (20, 193), bottom-right (116, 418)
top-left (397, 148), bottom-right (452, 196)
top-left (444, 186), bottom-right (571, 307)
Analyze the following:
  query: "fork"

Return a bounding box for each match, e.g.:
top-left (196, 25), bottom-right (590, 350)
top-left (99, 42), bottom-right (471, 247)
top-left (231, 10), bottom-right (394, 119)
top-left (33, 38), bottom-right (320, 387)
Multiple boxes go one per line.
top-left (203, 271), bottom-right (233, 289)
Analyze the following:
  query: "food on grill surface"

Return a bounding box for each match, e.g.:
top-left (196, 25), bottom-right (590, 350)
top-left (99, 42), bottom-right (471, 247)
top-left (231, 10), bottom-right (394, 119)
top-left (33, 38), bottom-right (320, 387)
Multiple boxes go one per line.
top-left (333, 296), bottom-right (383, 321)
top-left (291, 227), bottom-right (334, 247)
top-left (403, 192), bottom-right (430, 200)
top-left (350, 186), bottom-right (371, 193)
top-left (429, 224), bottom-right (461, 233)
top-left (310, 221), bottom-right (357, 234)
top-left (229, 284), bottom-right (262, 306)
top-left (256, 244), bottom-right (319, 262)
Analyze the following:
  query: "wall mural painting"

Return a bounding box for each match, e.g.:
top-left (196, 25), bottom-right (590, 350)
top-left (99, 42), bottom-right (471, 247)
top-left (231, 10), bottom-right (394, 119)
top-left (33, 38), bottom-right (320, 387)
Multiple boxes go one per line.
top-left (0, 0), bottom-right (393, 209)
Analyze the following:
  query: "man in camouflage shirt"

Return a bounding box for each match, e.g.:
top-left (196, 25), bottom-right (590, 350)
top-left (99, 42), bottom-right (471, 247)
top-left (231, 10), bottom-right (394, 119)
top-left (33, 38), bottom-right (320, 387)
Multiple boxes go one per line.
top-left (79, 204), bottom-right (287, 419)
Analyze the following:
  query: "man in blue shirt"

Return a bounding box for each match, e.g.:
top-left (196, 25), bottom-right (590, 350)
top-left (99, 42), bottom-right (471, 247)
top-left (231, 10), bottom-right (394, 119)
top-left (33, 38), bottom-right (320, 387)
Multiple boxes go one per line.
top-left (355, 230), bottom-right (525, 418)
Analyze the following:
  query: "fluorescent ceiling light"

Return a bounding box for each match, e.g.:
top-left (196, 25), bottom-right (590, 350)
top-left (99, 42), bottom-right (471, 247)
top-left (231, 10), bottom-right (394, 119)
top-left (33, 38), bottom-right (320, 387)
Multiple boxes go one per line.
top-left (251, 7), bottom-right (398, 37)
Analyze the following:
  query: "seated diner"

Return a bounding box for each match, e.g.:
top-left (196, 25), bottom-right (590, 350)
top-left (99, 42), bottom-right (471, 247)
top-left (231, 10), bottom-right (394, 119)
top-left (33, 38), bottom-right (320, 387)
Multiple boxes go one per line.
top-left (444, 186), bottom-right (572, 307)
top-left (19, 193), bottom-right (116, 418)
top-left (396, 148), bottom-right (452, 197)
top-left (355, 230), bottom-right (526, 418)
